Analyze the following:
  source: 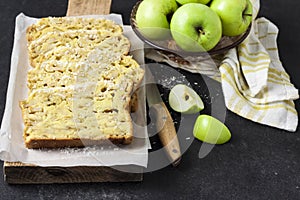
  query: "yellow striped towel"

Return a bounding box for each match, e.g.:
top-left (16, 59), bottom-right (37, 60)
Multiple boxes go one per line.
top-left (219, 17), bottom-right (299, 132)
top-left (144, 0), bottom-right (299, 131)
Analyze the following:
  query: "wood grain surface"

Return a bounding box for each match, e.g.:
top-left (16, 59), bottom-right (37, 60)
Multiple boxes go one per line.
top-left (4, 162), bottom-right (142, 184)
top-left (67, 0), bottom-right (112, 16)
top-left (152, 102), bottom-right (181, 166)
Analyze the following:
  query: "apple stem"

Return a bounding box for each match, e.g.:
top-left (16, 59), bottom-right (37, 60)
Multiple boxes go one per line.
top-left (196, 27), bottom-right (205, 35)
top-left (242, 5), bottom-right (253, 18)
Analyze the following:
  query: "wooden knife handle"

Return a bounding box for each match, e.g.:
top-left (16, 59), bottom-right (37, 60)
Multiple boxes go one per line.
top-left (67, 0), bottom-right (112, 16)
top-left (152, 102), bottom-right (181, 166)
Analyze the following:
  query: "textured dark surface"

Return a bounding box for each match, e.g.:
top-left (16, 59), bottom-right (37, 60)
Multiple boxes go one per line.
top-left (0, 0), bottom-right (299, 199)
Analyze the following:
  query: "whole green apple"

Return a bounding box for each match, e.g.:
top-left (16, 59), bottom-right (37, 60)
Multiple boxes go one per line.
top-left (170, 3), bottom-right (222, 52)
top-left (210, 0), bottom-right (253, 36)
top-left (135, 0), bottom-right (178, 40)
top-left (176, 0), bottom-right (211, 5)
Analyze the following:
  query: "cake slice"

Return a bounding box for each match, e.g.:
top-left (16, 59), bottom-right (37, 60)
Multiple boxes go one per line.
top-left (20, 17), bottom-right (144, 149)
top-left (26, 17), bottom-right (123, 43)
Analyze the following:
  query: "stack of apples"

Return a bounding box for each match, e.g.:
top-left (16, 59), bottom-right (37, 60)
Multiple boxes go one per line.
top-left (136, 0), bottom-right (253, 52)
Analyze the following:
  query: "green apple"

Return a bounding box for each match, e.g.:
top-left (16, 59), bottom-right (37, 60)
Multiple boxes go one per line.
top-left (170, 3), bottom-right (222, 52)
top-left (135, 0), bottom-right (178, 40)
top-left (169, 84), bottom-right (204, 114)
top-left (176, 0), bottom-right (211, 5)
top-left (210, 0), bottom-right (253, 36)
top-left (193, 115), bottom-right (231, 144)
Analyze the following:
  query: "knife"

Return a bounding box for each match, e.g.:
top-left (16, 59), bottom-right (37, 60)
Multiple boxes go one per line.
top-left (145, 65), bottom-right (181, 166)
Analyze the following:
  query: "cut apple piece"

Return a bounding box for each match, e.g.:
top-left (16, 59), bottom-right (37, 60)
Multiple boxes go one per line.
top-left (193, 114), bottom-right (231, 144)
top-left (168, 84), bottom-right (204, 114)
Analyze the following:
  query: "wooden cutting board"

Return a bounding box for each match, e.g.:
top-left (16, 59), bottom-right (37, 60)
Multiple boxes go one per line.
top-left (3, 0), bottom-right (144, 184)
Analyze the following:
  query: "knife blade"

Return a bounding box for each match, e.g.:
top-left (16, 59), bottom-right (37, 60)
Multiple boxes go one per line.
top-left (145, 65), bottom-right (181, 166)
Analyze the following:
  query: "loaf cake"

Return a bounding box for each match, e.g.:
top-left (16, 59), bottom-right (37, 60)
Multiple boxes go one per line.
top-left (20, 17), bottom-right (144, 149)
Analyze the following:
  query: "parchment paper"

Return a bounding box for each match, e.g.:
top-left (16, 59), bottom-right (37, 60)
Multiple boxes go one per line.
top-left (0, 13), bottom-right (149, 167)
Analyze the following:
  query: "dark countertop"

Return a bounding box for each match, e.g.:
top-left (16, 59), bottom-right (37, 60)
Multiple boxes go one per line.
top-left (0, 0), bottom-right (299, 199)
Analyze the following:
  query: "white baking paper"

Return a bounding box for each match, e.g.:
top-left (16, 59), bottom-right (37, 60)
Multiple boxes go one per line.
top-left (0, 13), bottom-right (149, 167)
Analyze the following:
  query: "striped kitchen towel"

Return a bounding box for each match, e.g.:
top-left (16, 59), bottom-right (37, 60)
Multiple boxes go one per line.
top-left (144, 0), bottom-right (299, 131)
top-left (219, 17), bottom-right (299, 132)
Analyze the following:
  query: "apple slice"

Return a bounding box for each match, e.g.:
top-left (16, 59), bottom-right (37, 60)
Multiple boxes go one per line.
top-left (193, 115), bottom-right (231, 144)
top-left (168, 84), bottom-right (204, 114)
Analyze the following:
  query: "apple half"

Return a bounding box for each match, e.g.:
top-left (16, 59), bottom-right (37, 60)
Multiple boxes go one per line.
top-left (193, 115), bottom-right (231, 144)
top-left (169, 84), bottom-right (204, 114)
